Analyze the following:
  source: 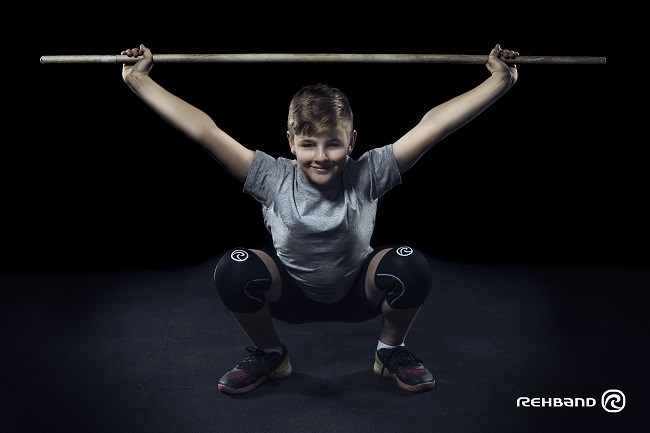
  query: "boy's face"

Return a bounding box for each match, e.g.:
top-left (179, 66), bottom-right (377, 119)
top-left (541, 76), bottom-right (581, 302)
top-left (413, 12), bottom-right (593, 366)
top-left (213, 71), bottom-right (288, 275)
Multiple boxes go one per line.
top-left (288, 126), bottom-right (357, 186)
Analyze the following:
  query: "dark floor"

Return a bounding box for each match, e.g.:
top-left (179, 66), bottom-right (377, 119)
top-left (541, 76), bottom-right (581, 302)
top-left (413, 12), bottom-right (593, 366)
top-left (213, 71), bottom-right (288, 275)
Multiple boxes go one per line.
top-left (1, 253), bottom-right (646, 433)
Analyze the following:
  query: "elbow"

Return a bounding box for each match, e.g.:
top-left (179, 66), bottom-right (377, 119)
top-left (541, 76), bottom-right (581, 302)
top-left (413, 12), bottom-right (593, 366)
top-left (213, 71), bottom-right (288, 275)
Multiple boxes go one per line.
top-left (194, 125), bottom-right (214, 145)
top-left (195, 123), bottom-right (222, 146)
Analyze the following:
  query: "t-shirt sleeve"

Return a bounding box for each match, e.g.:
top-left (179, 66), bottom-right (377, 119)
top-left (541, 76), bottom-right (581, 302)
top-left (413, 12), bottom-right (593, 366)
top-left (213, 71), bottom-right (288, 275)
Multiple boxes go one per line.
top-left (243, 150), bottom-right (286, 207)
top-left (358, 143), bottom-right (402, 200)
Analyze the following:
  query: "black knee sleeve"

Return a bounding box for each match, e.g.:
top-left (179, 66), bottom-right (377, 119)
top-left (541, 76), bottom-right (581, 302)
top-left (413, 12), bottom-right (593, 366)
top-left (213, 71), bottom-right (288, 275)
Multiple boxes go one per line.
top-left (213, 248), bottom-right (272, 313)
top-left (374, 246), bottom-right (432, 309)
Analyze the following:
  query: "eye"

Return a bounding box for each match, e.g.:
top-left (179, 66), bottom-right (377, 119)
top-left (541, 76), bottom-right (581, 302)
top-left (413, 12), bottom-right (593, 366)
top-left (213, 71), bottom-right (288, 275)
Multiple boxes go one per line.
top-left (327, 142), bottom-right (342, 147)
top-left (300, 142), bottom-right (315, 148)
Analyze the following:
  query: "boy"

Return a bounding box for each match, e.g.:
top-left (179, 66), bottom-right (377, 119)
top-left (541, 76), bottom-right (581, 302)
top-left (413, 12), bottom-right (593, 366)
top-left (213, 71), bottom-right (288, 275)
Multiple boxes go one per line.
top-left (121, 43), bottom-right (518, 394)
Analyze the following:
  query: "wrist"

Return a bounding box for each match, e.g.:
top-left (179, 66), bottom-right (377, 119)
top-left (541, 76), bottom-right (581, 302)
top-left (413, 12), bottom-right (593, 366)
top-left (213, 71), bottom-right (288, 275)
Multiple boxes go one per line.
top-left (488, 71), bottom-right (514, 90)
top-left (124, 72), bottom-right (149, 88)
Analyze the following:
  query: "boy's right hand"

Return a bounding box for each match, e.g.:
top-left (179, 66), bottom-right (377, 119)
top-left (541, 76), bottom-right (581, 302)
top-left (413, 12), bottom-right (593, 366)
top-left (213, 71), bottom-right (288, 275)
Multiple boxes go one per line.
top-left (121, 44), bottom-right (153, 82)
top-left (486, 44), bottom-right (518, 86)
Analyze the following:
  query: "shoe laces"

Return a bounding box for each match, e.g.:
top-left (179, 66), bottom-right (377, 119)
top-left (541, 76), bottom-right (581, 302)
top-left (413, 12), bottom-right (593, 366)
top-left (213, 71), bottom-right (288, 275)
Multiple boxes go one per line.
top-left (379, 346), bottom-right (423, 380)
top-left (238, 346), bottom-right (278, 383)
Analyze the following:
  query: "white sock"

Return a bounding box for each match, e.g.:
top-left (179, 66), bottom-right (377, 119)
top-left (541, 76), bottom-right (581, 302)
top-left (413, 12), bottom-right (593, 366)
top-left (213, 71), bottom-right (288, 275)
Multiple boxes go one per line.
top-left (377, 340), bottom-right (405, 351)
top-left (259, 345), bottom-right (284, 355)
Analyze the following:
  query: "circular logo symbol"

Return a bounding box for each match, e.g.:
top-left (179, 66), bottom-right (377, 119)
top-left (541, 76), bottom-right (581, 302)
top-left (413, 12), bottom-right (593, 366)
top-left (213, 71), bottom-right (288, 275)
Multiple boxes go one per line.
top-left (601, 389), bottom-right (625, 413)
top-left (396, 246), bottom-right (413, 257)
top-left (230, 250), bottom-right (249, 262)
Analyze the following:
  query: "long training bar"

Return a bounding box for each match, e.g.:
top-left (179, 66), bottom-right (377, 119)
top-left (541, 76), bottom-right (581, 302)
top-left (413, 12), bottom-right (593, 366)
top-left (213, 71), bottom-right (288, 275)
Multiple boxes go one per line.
top-left (40, 53), bottom-right (606, 65)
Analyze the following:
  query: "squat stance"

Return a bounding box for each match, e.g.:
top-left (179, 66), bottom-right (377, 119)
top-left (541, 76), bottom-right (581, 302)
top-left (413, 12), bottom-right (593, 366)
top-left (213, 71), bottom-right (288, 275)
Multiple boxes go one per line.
top-left (121, 43), bottom-right (518, 394)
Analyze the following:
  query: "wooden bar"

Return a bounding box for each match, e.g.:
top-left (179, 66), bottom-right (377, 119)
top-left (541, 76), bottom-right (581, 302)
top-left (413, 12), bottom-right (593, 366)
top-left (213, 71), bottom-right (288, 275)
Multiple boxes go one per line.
top-left (40, 53), bottom-right (607, 65)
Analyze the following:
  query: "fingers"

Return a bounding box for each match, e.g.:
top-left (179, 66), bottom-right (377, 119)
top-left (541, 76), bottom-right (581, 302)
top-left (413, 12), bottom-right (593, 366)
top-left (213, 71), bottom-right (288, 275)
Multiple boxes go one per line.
top-left (486, 44), bottom-right (519, 83)
top-left (120, 47), bottom-right (140, 57)
top-left (490, 44), bottom-right (519, 60)
top-left (489, 43), bottom-right (501, 58)
top-left (501, 48), bottom-right (518, 73)
top-left (120, 44), bottom-right (149, 57)
top-left (500, 49), bottom-right (519, 60)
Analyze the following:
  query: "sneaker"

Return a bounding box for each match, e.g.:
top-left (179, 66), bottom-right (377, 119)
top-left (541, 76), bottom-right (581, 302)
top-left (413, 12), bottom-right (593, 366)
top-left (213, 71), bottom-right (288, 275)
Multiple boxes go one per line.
top-left (218, 345), bottom-right (292, 395)
top-left (374, 346), bottom-right (435, 392)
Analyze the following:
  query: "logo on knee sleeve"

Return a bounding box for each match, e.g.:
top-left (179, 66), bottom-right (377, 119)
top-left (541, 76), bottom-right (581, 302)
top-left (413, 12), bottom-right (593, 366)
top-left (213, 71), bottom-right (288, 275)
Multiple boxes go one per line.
top-left (230, 250), bottom-right (249, 262)
top-left (396, 246), bottom-right (413, 257)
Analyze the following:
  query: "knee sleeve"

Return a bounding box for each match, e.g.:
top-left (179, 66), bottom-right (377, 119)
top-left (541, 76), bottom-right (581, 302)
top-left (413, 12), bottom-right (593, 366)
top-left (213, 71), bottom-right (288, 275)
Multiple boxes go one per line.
top-left (374, 246), bottom-right (432, 309)
top-left (213, 248), bottom-right (272, 313)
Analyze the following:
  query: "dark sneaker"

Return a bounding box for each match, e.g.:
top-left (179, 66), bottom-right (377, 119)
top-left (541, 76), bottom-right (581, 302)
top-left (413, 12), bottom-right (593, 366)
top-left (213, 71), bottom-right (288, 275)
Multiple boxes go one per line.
top-left (218, 345), bottom-right (292, 395)
top-left (374, 346), bottom-right (435, 392)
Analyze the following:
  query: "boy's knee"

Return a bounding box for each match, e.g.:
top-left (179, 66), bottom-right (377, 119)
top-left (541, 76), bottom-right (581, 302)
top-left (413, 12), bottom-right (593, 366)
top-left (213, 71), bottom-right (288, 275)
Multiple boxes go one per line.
top-left (374, 246), bottom-right (432, 309)
top-left (213, 248), bottom-right (272, 313)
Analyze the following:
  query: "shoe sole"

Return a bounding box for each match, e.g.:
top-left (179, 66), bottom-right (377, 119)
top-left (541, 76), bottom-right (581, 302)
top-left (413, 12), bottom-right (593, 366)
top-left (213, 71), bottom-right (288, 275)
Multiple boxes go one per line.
top-left (373, 358), bottom-right (436, 392)
top-left (218, 357), bottom-right (292, 395)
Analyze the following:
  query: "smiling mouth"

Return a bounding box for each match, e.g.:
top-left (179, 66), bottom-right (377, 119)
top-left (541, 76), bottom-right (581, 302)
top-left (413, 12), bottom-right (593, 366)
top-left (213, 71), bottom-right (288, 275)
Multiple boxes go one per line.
top-left (312, 166), bottom-right (332, 172)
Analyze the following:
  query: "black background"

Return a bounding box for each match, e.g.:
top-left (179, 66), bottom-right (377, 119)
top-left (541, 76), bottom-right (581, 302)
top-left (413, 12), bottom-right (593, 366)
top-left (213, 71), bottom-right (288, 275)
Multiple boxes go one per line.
top-left (4, 7), bottom-right (642, 271)
top-left (2, 7), bottom-right (647, 433)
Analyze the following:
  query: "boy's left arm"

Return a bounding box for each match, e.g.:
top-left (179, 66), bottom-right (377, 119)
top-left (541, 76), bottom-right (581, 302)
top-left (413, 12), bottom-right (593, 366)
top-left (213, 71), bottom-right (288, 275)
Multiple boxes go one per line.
top-left (392, 44), bottom-right (518, 174)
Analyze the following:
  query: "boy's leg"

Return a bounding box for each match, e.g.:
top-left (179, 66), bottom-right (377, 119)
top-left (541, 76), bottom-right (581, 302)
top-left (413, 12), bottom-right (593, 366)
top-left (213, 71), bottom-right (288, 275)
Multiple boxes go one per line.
top-left (214, 248), bottom-right (283, 348)
top-left (229, 249), bottom-right (283, 349)
top-left (213, 247), bottom-right (290, 394)
top-left (364, 246), bottom-right (435, 392)
top-left (365, 248), bottom-right (423, 345)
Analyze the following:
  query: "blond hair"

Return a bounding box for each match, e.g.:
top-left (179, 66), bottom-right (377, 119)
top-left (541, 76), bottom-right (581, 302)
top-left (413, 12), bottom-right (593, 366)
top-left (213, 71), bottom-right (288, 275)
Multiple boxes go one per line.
top-left (287, 83), bottom-right (353, 138)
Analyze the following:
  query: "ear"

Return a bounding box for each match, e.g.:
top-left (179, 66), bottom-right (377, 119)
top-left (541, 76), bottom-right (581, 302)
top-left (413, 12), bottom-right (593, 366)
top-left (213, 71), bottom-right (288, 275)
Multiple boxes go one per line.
top-left (347, 130), bottom-right (357, 155)
top-left (287, 131), bottom-right (296, 155)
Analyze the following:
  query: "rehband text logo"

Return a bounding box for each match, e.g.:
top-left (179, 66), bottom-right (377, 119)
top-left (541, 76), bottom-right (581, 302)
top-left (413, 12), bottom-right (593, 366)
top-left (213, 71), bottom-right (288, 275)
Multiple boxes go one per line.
top-left (517, 389), bottom-right (625, 413)
top-left (517, 397), bottom-right (597, 408)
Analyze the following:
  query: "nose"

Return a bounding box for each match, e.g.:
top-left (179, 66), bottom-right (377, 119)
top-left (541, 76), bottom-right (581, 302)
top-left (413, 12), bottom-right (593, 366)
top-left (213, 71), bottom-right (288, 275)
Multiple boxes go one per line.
top-left (315, 146), bottom-right (328, 163)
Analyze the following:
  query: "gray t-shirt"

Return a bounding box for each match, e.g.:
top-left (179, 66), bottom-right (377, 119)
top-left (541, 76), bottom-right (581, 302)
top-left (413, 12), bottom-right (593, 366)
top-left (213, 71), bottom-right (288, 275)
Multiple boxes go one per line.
top-left (243, 143), bottom-right (402, 303)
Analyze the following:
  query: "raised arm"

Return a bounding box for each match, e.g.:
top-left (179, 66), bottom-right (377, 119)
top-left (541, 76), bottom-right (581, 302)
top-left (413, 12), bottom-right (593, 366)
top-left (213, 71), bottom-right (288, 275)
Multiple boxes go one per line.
top-left (392, 44), bottom-right (519, 174)
top-left (121, 44), bottom-right (254, 182)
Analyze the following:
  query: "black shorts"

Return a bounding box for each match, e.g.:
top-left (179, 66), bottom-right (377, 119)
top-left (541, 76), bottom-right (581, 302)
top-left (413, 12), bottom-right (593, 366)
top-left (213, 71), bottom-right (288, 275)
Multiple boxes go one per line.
top-left (259, 245), bottom-right (384, 324)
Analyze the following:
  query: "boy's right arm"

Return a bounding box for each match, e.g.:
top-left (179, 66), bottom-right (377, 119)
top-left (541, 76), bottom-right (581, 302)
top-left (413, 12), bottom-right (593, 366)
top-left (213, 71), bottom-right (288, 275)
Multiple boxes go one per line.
top-left (121, 44), bottom-right (254, 183)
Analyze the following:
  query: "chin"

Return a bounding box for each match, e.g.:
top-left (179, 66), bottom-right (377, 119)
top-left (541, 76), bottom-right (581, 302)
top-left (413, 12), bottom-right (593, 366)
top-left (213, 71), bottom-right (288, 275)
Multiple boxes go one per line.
top-left (310, 175), bottom-right (335, 185)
